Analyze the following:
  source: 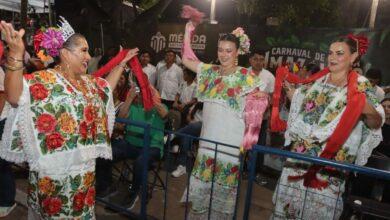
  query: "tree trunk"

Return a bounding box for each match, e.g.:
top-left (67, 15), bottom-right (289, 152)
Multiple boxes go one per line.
top-left (20, 0), bottom-right (28, 28)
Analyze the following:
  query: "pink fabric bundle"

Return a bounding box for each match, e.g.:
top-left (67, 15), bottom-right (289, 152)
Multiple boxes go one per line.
top-left (181, 5), bottom-right (204, 61)
top-left (180, 5), bottom-right (205, 24)
top-left (241, 93), bottom-right (269, 150)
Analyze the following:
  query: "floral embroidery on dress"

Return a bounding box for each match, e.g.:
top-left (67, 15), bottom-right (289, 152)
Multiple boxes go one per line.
top-left (28, 171), bottom-right (96, 219)
top-left (197, 64), bottom-right (262, 112)
top-left (19, 70), bottom-right (111, 155)
top-left (300, 86), bottom-right (337, 125)
top-left (273, 75), bottom-right (382, 219)
top-left (11, 130), bottom-right (23, 151)
top-left (192, 154), bottom-right (240, 187)
top-left (334, 148), bottom-right (356, 163)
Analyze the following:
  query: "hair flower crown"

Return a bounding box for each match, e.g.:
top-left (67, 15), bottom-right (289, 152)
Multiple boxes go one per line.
top-left (33, 16), bottom-right (75, 59)
top-left (232, 27), bottom-right (250, 55)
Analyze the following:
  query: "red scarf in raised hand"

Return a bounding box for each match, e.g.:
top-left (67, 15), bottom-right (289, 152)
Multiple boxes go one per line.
top-left (92, 50), bottom-right (154, 111)
top-left (271, 66), bottom-right (366, 189)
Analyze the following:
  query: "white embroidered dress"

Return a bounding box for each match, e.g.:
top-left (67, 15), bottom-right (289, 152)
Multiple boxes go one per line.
top-left (185, 63), bottom-right (266, 219)
top-left (0, 69), bottom-right (115, 219)
top-left (272, 74), bottom-right (384, 220)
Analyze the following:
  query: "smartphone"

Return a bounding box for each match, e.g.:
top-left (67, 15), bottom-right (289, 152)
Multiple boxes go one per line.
top-left (135, 86), bottom-right (140, 94)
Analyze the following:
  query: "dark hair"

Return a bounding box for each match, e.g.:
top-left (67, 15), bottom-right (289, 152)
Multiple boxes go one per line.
top-left (184, 68), bottom-right (196, 80)
top-left (365, 68), bottom-right (382, 82)
top-left (332, 36), bottom-right (359, 63)
top-left (117, 72), bottom-right (130, 102)
top-left (249, 49), bottom-right (266, 58)
top-left (218, 33), bottom-right (240, 49)
top-left (54, 33), bottom-right (86, 64)
top-left (165, 49), bottom-right (176, 55)
top-left (62, 33), bottom-right (86, 50)
top-left (332, 36), bottom-right (357, 54)
top-left (139, 50), bottom-right (152, 56)
top-left (304, 63), bottom-right (320, 74)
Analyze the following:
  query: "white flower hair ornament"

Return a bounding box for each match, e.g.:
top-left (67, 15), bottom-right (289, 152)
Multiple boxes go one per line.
top-left (231, 27), bottom-right (250, 55)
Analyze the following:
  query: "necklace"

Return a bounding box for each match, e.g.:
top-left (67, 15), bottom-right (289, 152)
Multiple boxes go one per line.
top-left (54, 65), bottom-right (95, 103)
top-left (328, 72), bottom-right (348, 87)
top-left (219, 66), bottom-right (237, 76)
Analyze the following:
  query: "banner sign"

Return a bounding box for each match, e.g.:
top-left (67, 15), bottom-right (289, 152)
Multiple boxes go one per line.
top-left (136, 23), bottom-right (390, 84)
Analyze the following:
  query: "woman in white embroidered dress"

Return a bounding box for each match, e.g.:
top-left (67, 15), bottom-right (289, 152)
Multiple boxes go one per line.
top-left (272, 36), bottom-right (384, 219)
top-left (0, 20), bottom-right (138, 219)
top-left (182, 28), bottom-right (267, 218)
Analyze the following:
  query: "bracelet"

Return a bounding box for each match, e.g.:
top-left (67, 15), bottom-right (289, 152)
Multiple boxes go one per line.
top-left (119, 62), bottom-right (127, 68)
top-left (4, 63), bottom-right (25, 72)
top-left (7, 56), bottom-right (24, 63)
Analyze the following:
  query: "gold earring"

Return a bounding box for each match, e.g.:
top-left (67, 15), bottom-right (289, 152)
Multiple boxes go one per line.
top-left (66, 63), bottom-right (71, 73)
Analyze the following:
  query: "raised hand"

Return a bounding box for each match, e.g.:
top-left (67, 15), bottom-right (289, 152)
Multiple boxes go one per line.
top-left (120, 48), bottom-right (139, 66)
top-left (0, 21), bottom-right (25, 57)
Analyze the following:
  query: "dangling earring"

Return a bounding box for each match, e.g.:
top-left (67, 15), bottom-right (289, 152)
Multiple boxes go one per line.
top-left (65, 63), bottom-right (71, 73)
top-left (235, 57), bottom-right (238, 66)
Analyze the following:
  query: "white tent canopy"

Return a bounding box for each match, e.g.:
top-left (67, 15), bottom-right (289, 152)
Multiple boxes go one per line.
top-left (0, 0), bottom-right (54, 14)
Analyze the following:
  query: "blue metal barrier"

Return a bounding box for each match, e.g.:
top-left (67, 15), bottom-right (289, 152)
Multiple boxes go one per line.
top-left (98, 119), bottom-right (390, 220)
top-left (102, 118), bottom-right (244, 219)
top-left (243, 145), bottom-right (390, 220)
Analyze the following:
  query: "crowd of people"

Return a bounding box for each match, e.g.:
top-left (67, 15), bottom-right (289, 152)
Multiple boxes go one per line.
top-left (0, 12), bottom-right (389, 220)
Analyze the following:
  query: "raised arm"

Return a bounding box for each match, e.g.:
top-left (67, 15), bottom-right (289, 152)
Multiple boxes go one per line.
top-left (0, 21), bottom-right (25, 107)
top-left (105, 48), bottom-right (139, 91)
top-left (182, 22), bottom-right (201, 73)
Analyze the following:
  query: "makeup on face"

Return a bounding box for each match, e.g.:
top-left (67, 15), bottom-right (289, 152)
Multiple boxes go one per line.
top-left (217, 40), bottom-right (238, 66)
top-left (327, 42), bottom-right (353, 73)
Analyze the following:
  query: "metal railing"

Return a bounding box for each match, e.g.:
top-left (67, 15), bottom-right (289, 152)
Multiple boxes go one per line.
top-left (97, 119), bottom-right (390, 220)
top-left (244, 145), bottom-right (390, 220)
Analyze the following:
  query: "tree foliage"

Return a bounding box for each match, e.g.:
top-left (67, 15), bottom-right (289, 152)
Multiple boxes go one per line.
top-left (235, 0), bottom-right (341, 28)
top-left (139, 0), bottom-right (160, 10)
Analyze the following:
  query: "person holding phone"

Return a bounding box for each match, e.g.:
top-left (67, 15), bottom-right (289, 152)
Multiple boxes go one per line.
top-left (96, 81), bottom-right (168, 210)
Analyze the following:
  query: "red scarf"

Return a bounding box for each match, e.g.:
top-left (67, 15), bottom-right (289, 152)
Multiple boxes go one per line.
top-left (271, 66), bottom-right (366, 189)
top-left (92, 50), bottom-right (154, 111)
top-left (0, 41), bottom-right (3, 60)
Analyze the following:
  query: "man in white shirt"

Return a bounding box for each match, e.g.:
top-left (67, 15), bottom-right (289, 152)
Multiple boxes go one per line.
top-left (248, 50), bottom-right (275, 185)
top-left (168, 69), bottom-right (198, 130)
top-left (156, 50), bottom-right (183, 108)
top-left (174, 69), bottom-right (197, 111)
top-left (366, 68), bottom-right (385, 102)
top-left (140, 51), bottom-right (157, 87)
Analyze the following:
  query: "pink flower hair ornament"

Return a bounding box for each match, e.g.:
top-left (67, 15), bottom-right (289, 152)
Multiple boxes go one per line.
top-left (33, 16), bottom-right (75, 59)
top-left (231, 27), bottom-right (250, 55)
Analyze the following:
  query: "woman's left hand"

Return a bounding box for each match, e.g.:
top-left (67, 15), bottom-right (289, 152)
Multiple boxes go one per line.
top-left (120, 48), bottom-right (139, 66)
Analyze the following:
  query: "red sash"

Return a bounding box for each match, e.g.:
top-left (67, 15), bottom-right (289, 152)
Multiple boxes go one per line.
top-left (271, 66), bottom-right (366, 189)
top-left (92, 50), bottom-right (154, 111)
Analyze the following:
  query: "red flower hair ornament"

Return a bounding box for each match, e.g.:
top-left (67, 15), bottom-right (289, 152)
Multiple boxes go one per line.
top-left (346, 34), bottom-right (369, 57)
